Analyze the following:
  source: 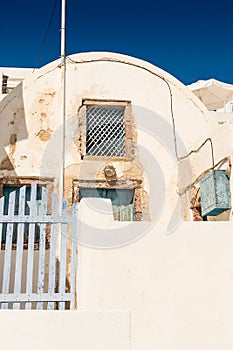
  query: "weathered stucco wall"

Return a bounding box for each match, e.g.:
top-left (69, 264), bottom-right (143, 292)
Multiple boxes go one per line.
top-left (0, 52), bottom-right (232, 221)
top-left (1, 53), bottom-right (233, 350)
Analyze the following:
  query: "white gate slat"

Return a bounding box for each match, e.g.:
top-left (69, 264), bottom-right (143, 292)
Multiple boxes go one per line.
top-left (0, 183), bottom-right (78, 310)
top-left (25, 182), bottom-right (37, 310)
top-left (0, 215), bottom-right (72, 223)
top-left (47, 192), bottom-right (58, 310)
top-left (70, 204), bottom-right (78, 310)
top-left (2, 191), bottom-right (16, 309)
top-left (37, 186), bottom-right (47, 310)
top-left (0, 196), bottom-right (5, 252)
top-left (59, 198), bottom-right (68, 310)
top-left (13, 186), bottom-right (26, 309)
top-left (0, 292), bottom-right (72, 302)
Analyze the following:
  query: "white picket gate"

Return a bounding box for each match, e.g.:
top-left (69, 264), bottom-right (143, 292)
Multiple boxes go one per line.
top-left (0, 183), bottom-right (77, 310)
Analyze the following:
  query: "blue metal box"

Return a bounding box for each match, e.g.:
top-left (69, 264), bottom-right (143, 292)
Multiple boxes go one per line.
top-left (199, 170), bottom-right (231, 216)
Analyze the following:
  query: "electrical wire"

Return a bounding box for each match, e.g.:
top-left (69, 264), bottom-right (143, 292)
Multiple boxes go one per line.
top-left (66, 56), bottom-right (215, 167)
top-left (33, 0), bottom-right (58, 72)
top-left (179, 138), bottom-right (215, 168)
top-left (177, 156), bottom-right (230, 195)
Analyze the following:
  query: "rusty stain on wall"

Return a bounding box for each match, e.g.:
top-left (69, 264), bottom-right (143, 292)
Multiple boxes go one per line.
top-left (0, 156), bottom-right (14, 170)
top-left (44, 91), bottom-right (56, 97)
top-left (9, 134), bottom-right (17, 145)
top-left (37, 90), bottom-right (56, 106)
top-left (36, 129), bottom-right (53, 142)
top-left (40, 112), bottom-right (47, 120)
top-left (8, 112), bottom-right (16, 126)
top-left (7, 134), bottom-right (17, 168)
top-left (190, 187), bottom-right (203, 221)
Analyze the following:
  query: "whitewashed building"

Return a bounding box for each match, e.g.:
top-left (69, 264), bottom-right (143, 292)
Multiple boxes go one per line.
top-left (0, 52), bottom-right (233, 350)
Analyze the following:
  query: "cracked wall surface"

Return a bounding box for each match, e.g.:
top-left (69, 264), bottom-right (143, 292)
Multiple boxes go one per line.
top-left (0, 52), bottom-right (228, 223)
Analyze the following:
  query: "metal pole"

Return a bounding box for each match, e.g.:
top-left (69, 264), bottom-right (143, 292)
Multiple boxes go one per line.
top-left (56, 0), bottom-right (66, 258)
top-left (60, 0), bottom-right (66, 200)
top-left (61, 0), bottom-right (66, 65)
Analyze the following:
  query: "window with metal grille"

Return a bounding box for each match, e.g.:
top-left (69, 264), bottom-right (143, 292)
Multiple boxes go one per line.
top-left (86, 106), bottom-right (125, 157)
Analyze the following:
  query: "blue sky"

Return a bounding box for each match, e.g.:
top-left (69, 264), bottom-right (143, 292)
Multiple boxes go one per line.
top-left (1, 0), bottom-right (233, 85)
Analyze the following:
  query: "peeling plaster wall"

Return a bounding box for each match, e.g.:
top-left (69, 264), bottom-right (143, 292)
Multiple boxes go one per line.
top-left (0, 52), bottom-right (230, 221)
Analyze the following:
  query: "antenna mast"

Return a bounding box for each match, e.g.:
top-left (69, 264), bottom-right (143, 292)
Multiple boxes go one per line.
top-left (61, 0), bottom-right (66, 64)
top-left (60, 0), bottom-right (66, 200)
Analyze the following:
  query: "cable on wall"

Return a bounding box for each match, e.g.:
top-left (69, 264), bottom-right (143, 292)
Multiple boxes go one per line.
top-left (177, 156), bottom-right (230, 195)
top-left (66, 55), bottom-right (215, 168)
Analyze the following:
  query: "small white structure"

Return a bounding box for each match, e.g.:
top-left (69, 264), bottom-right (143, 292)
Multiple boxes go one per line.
top-left (188, 78), bottom-right (233, 110)
top-left (187, 78), bottom-right (233, 124)
top-left (0, 67), bottom-right (35, 101)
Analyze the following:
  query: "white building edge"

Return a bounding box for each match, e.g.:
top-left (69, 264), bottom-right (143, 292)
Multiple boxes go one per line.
top-left (0, 52), bottom-right (233, 350)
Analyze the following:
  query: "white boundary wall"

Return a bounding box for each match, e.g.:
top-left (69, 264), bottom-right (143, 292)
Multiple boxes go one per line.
top-left (0, 310), bottom-right (130, 350)
top-left (77, 221), bottom-right (233, 350)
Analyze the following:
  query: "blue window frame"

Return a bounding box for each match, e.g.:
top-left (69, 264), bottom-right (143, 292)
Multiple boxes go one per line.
top-left (79, 188), bottom-right (134, 221)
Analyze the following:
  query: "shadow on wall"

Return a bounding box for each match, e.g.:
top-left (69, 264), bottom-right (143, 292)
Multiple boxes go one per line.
top-left (0, 82), bottom-right (28, 173)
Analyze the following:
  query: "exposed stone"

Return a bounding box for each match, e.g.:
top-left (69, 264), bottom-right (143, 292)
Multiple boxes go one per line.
top-left (40, 112), bottom-right (47, 120)
top-left (0, 156), bottom-right (14, 170)
top-left (37, 129), bottom-right (53, 142)
top-left (190, 188), bottom-right (204, 221)
top-left (9, 134), bottom-right (17, 145)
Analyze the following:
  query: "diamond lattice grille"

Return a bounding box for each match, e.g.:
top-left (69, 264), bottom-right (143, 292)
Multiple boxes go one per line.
top-left (86, 107), bottom-right (125, 157)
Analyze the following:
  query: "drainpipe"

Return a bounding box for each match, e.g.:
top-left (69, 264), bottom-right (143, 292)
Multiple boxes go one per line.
top-left (60, 0), bottom-right (66, 203)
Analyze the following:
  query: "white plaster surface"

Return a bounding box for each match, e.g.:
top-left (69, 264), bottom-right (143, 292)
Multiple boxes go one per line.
top-left (77, 221), bottom-right (233, 350)
top-left (0, 310), bottom-right (130, 350)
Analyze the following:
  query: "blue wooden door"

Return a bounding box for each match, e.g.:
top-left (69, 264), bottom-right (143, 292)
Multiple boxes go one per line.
top-left (2, 185), bottom-right (43, 243)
